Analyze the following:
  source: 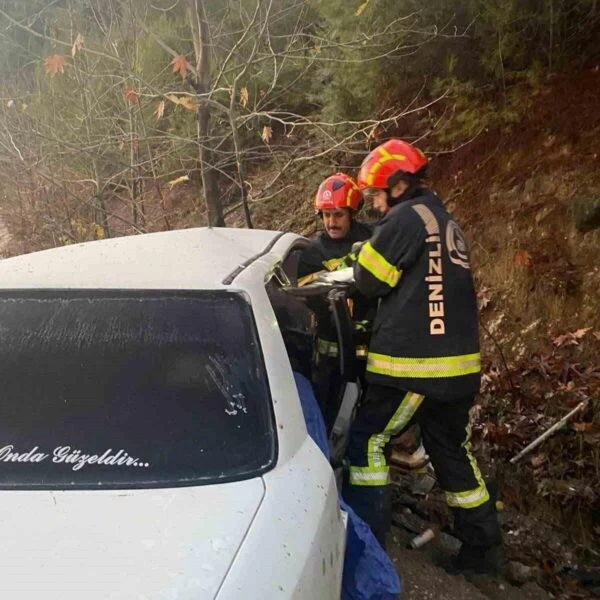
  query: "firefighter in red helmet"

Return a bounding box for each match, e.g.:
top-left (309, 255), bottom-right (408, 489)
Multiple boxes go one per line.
top-left (297, 173), bottom-right (374, 422)
top-left (343, 139), bottom-right (503, 575)
top-left (298, 173), bottom-right (371, 276)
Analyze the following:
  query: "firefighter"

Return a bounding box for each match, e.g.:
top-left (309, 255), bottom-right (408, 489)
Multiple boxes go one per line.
top-left (297, 174), bottom-right (373, 423)
top-left (344, 139), bottom-right (502, 574)
top-left (298, 173), bottom-right (372, 279)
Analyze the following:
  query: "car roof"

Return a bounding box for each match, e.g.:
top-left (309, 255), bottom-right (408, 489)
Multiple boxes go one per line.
top-left (0, 227), bottom-right (293, 290)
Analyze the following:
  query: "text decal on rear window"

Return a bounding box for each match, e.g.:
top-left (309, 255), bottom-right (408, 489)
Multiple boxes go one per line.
top-left (0, 445), bottom-right (151, 472)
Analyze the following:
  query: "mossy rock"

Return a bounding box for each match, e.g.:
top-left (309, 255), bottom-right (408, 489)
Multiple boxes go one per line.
top-left (573, 196), bottom-right (600, 233)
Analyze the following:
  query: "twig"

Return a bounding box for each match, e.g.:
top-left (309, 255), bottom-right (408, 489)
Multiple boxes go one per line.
top-left (480, 321), bottom-right (519, 403)
top-left (509, 400), bottom-right (588, 464)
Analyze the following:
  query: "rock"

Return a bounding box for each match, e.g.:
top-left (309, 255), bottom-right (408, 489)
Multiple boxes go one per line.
top-left (519, 582), bottom-right (550, 599)
top-left (392, 508), bottom-right (426, 534)
top-left (573, 196), bottom-right (600, 232)
top-left (506, 561), bottom-right (539, 585)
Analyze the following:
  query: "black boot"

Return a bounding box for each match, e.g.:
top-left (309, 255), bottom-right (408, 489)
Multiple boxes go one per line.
top-left (446, 542), bottom-right (504, 577)
top-left (343, 484), bottom-right (392, 549)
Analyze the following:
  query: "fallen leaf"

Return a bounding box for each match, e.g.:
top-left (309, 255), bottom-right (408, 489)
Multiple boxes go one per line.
top-left (168, 175), bottom-right (190, 189)
top-left (123, 88), bottom-right (139, 105)
top-left (573, 327), bottom-right (592, 339)
top-left (355, 0), bottom-right (370, 16)
top-left (261, 125), bottom-right (273, 144)
top-left (572, 422), bottom-right (597, 433)
top-left (171, 55), bottom-right (190, 79)
top-left (71, 33), bottom-right (84, 57)
top-left (477, 287), bottom-right (492, 310)
top-left (514, 249), bottom-right (532, 267)
top-left (240, 86), bottom-right (248, 108)
top-left (530, 453), bottom-right (546, 469)
top-left (552, 333), bottom-right (578, 348)
top-left (45, 54), bottom-right (66, 77)
top-left (154, 100), bottom-right (165, 120)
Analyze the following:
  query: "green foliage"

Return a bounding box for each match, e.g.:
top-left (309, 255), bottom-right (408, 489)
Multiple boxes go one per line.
top-left (427, 77), bottom-right (531, 145)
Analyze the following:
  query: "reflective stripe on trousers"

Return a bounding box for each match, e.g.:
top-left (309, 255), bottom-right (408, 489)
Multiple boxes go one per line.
top-left (444, 422), bottom-right (489, 508)
top-left (349, 391), bottom-right (424, 486)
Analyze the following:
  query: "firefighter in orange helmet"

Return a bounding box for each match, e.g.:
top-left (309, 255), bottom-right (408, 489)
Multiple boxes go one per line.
top-left (343, 139), bottom-right (502, 575)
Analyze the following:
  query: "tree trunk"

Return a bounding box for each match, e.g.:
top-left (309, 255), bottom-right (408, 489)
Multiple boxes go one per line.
top-left (186, 0), bottom-right (224, 227)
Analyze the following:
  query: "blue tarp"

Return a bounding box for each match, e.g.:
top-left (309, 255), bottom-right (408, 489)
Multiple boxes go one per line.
top-left (293, 372), bottom-right (401, 600)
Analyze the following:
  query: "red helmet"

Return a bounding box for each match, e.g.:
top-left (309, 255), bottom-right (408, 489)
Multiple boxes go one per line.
top-left (357, 139), bottom-right (428, 190)
top-left (315, 173), bottom-right (363, 213)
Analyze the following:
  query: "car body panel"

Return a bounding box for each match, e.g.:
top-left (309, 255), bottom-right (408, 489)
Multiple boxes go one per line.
top-left (0, 228), bottom-right (301, 291)
top-left (0, 228), bottom-right (346, 599)
top-left (0, 480), bottom-right (265, 599)
top-left (218, 438), bottom-right (346, 600)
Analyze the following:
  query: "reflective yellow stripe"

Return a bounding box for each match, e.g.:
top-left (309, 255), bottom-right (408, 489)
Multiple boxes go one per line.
top-left (367, 352), bottom-right (481, 378)
top-left (317, 338), bottom-right (338, 357)
top-left (322, 257), bottom-right (345, 271)
top-left (357, 241), bottom-right (401, 287)
top-left (365, 149), bottom-right (407, 186)
top-left (345, 179), bottom-right (360, 207)
top-left (349, 466), bottom-right (389, 486)
top-left (317, 338), bottom-right (368, 358)
top-left (384, 391), bottom-right (424, 436)
top-left (361, 391), bottom-right (423, 485)
top-left (445, 486), bottom-right (489, 508)
top-left (354, 320), bottom-right (370, 332)
top-left (444, 422), bottom-right (489, 508)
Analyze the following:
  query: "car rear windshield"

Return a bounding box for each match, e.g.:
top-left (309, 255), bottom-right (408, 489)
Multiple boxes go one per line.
top-left (0, 290), bottom-right (276, 489)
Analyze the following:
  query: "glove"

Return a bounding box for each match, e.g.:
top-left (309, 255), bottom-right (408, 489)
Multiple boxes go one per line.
top-left (335, 241), bottom-right (366, 270)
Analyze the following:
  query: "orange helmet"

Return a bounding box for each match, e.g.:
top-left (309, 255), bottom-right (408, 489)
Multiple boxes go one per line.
top-left (357, 139), bottom-right (428, 190)
top-left (315, 173), bottom-right (363, 213)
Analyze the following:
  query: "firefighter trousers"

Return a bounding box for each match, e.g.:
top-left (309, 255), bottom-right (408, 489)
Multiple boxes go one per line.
top-left (343, 383), bottom-right (502, 548)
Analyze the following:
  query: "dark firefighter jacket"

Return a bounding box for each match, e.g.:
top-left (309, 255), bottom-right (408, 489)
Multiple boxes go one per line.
top-left (352, 190), bottom-right (481, 399)
top-left (298, 221), bottom-right (374, 357)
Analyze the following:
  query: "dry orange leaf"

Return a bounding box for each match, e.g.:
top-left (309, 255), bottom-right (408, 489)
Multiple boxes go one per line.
top-left (171, 55), bottom-right (190, 79)
top-left (514, 249), bottom-right (532, 267)
top-left (45, 55), bottom-right (66, 77)
top-left (123, 88), bottom-right (140, 105)
top-left (261, 125), bottom-right (273, 144)
top-left (240, 86), bottom-right (248, 108)
top-left (178, 96), bottom-right (198, 111)
top-left (165, 94), bottom-right (198, 111)
top-left (168, 175), bottom-right (190, 189)
top-left (355, 0), bottom-right (370, 16)
top-left (572, 422), bottom-right (594, 432)
top-left (71, 33), bottom-right (84, 57)
top-left (154, 100), bottom-right (165, 120)
top-left (573, 327), bottom-right (592, 339)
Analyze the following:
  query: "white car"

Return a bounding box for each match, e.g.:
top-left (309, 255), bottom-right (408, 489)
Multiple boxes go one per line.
top-left (0, 227), bottom-right (353, 600)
